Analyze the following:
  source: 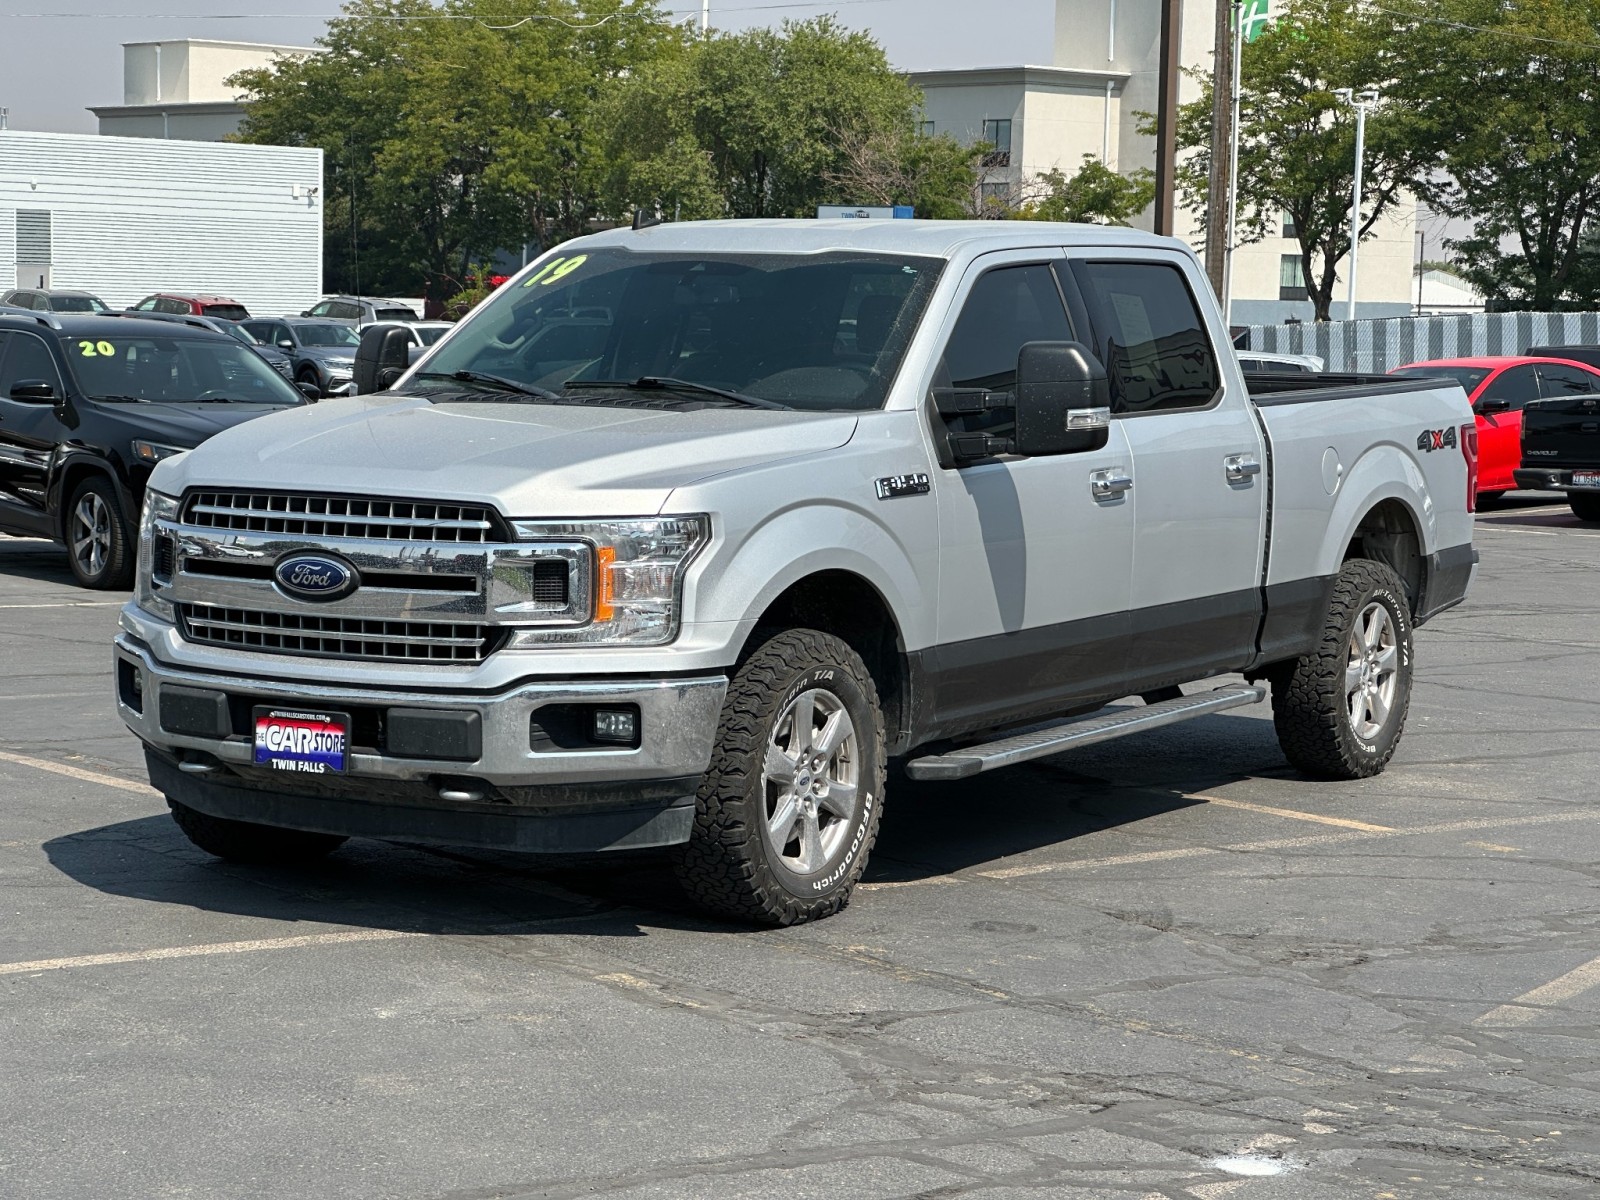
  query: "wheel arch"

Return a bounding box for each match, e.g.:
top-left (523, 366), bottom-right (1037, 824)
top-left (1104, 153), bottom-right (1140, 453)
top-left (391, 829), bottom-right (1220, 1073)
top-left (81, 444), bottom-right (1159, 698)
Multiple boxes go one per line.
top-left (52, 451), bottom-right (136, 543)
top-left (737, 568), bottom-right (915, 755)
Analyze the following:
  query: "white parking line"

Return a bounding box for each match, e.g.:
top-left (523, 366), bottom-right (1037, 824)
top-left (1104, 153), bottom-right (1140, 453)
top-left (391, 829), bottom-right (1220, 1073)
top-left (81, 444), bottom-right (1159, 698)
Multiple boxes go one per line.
top-left (0, 929), bottom-right (423, 977)
top-left (0, 750), bottom-right (157, 796)
top-left (1200, 795), bottom-right (1394, 832)
top-left (0, 601), bottom-right (125, 610)
top-left (1473, 953), bottom-right (1600, 1027)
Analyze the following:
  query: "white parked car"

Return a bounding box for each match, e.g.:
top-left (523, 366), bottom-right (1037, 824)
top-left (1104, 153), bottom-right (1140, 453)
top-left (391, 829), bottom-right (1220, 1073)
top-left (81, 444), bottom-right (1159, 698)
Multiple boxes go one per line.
top-left (1237, 351), bottom-right (1325, 373)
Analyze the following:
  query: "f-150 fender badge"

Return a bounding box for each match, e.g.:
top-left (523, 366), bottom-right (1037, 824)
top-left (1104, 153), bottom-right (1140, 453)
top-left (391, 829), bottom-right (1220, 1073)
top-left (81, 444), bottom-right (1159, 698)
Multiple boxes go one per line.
top-left (1417, 427), bottom-right (1458, 452)
top-left (876, 473), bottom-right (931, 500)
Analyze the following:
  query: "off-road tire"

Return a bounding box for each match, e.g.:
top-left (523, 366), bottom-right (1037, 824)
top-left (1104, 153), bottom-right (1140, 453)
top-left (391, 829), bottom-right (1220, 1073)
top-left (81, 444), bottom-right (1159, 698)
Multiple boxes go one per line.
top-left (673, 629), bottom-right (886, 926)
top-left (64, 475), bottom-right (134, 589)
top-left (1271, 559), bottom-right (1414, 780)
top-left (168, 798), bottom-right (347, 864)
top-left (1569, 492), bottom-right (1600, 523)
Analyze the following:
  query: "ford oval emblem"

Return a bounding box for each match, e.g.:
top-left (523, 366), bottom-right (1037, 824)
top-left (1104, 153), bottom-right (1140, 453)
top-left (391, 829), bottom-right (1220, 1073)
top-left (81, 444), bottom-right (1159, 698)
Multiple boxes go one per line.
top-left (274, 553), bottom-right (359, 602)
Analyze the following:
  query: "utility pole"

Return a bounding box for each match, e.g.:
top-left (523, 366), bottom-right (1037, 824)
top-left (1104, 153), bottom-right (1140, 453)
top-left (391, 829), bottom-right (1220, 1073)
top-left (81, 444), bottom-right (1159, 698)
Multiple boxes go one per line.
top-left (701, 0), bottom-right (710, 36)
top-left (1223, 0), bottom-right (1243, 325)
top-left (1334, 87), bottom-right (1379, 322)
top-left (1203, 0), bottom-right (1234, 297)
top-left (1154, 0), bottom-right (1183, 236)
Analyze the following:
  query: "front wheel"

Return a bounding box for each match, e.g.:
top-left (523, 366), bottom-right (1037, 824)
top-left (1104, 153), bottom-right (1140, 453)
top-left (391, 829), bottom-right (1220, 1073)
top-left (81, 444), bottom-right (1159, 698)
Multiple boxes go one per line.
top-left (64, 475), bottom-right (133, 589)
top-left (1569, 492), bottom-right (1600, 523)
top-left (673, 629), bottom-right (886, 926)
top-left (1271, 559), bottom-right (1414, 780)
top-left (168, 799), bottom-right (347, 864)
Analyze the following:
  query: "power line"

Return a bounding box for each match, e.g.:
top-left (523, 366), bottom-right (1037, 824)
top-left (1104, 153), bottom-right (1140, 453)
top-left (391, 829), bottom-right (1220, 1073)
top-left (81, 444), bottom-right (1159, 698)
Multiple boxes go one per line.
top-left (0, 0), bottom-right (894, 18)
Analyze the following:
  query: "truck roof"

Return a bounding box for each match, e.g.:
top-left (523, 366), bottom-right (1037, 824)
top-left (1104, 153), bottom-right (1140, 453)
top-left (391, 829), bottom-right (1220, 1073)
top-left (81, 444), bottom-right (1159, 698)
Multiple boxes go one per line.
top-left (576, 218), bottom-right (1181, 259)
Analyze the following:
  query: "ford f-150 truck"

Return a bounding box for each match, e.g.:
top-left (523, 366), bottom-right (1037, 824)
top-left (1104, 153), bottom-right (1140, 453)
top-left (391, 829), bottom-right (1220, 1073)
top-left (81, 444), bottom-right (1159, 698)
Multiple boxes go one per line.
top-left (115, 220), bottom-right (1477, 925)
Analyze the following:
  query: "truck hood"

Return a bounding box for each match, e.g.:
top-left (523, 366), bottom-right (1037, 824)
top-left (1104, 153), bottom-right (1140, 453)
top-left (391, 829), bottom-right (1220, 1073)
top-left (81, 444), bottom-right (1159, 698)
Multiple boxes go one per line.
top-left (151, 392), bottom-right (860, 517)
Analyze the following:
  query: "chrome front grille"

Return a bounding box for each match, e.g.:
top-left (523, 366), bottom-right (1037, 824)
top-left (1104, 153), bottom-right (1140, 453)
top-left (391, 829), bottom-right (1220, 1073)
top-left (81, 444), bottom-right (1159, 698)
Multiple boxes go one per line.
top-left (181, 491), bottom-right (501, 543)
top-left (177, 603), bottom-right (497, 663)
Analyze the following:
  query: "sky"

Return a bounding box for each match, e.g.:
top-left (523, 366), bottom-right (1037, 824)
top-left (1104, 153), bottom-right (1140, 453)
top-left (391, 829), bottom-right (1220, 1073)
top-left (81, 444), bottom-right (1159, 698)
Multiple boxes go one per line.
top-left (0, 0), bottom-right (1056, 135)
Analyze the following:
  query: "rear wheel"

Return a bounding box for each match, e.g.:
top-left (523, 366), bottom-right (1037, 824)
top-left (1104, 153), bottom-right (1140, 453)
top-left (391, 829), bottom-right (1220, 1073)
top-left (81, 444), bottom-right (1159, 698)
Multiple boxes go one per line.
top-left (168, 799), bottom-right (347, 864)
top-left (64, 475), bottom-right (133, 589)
top-left (1271, 559), bottom-right (1414, 780)
top-left (673, 629), bottom-right (886, 926)
top-left (1569, 492), bottom-right (1600, 523)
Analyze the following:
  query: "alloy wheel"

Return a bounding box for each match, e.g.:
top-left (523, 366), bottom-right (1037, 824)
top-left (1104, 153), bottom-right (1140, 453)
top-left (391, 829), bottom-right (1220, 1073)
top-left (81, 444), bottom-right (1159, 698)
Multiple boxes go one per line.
top-left (1345, 600), bottom-right (1399, 741)
top-left (760, 688), bottom-right (861, 876)
top-left (71, 491), bottom-right (112, 579)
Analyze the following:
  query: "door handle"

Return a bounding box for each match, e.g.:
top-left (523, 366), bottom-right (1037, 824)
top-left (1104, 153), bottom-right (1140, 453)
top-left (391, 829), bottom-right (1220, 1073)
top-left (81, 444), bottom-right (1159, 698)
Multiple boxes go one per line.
top-left (1224, 454), bottom-right (1262, 483)
top-left (1090, 468), bottom-right (1133, 499)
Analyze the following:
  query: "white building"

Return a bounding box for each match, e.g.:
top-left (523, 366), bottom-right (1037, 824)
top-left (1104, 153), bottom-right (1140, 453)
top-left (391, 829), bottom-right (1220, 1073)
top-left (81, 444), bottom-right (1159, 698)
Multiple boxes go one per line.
top-left (89, 39), bottom-right (312, 142)
top-left (912, 0), bottom-right (1417, 326)
top-left (0, 130), bottom-right (323, 315)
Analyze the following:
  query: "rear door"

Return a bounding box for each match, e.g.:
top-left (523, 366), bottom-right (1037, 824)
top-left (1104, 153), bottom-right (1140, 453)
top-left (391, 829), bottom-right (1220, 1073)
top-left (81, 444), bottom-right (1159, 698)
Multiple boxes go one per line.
top-left (928, 251), bottom-right (1136, 733)
top-left (1474, 364), bottom-right (1539, 490)
top-left (1071, 256), bottom-right (1268, 685)
top-left (0, 331), bottom-right (68, 534)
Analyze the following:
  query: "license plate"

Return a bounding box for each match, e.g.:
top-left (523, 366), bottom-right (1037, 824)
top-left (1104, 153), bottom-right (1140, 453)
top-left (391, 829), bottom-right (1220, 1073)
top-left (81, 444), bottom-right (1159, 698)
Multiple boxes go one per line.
top-left (1573, 470), bottom-right (1600, 488)
top-left (253, 708), bottom-right (350, 775)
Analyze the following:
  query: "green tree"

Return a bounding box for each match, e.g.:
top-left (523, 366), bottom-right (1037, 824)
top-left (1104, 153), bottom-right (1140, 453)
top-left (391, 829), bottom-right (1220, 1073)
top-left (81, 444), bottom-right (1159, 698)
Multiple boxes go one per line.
top-left (1172, 0), bottom-right (1439, 320)
top-left (602, 17), bottom-right (927, 219)
top-left (1402, 0), bottom-right (1600, 310)
top-left (231, 0), bottom-right (676, 295)
top-left (1022, 155), bottom-right (1155, 225)
top-left (822, 123), bottom-right (984, 219)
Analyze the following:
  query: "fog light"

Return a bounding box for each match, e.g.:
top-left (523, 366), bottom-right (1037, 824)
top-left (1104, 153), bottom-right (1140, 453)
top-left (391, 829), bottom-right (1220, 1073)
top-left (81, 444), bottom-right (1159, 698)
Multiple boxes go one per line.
top-left (591, 708), bottom-right (638, 745)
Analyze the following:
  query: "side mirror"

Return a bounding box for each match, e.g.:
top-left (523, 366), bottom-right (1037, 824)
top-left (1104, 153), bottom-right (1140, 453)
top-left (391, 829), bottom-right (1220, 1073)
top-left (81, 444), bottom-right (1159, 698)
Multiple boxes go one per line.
top-left (9, 379), bottom-right (58, 404)
top-left (1476, 397), bottom-right (1511, 414)
top-left (354, 325), bottom-right (413, 395)
top-left (1013, 341), bottom-right (1112, 456)
top-left (277, 339), bottom-right (295, 351)
top-left (296, 381), bottom-right (322, 401)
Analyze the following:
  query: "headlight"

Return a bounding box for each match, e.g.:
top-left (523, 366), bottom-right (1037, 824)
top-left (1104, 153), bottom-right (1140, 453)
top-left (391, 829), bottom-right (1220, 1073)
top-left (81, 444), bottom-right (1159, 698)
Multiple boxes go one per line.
top-left (507, 516), bottom-right (709, 647)
top-left (132, 439), bottom-right (187, 465)
top-left (135, 491), bottom-right (180, 620)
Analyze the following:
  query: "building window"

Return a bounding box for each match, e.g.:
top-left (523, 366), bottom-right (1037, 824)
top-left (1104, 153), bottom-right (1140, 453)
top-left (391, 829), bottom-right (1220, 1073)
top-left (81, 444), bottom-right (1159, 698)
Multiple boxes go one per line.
top-left (918, 120), bottom-right (936, 137)
top-left (981, 118), bottom-right (1012, 167)
top-left (1279, 253), bottom-right (1308, 301)
top-left (1282, 212), bottom-right (1298, 239)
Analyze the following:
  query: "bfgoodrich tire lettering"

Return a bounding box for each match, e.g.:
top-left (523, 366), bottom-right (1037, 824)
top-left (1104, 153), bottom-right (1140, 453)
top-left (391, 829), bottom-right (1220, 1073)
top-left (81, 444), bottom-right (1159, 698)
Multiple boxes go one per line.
top-left (168, 798), bottom-right (347, 864)
top-left (673, 629), bottom-right (886, 926)
top-left (1271, 559), bottom-right (1414, 780)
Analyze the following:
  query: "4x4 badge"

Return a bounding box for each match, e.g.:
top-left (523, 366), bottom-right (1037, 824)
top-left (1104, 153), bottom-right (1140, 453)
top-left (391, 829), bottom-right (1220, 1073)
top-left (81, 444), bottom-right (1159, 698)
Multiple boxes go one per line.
top-left (1416, 427), bottom-right (1458, 453)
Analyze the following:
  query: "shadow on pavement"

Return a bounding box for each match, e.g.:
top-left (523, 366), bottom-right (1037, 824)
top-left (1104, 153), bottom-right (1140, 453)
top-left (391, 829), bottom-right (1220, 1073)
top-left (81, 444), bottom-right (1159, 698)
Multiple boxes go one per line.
top-left (44, 713), bottom-right (1290, 930)
top-left (0, 537), bottom-right (84, 587)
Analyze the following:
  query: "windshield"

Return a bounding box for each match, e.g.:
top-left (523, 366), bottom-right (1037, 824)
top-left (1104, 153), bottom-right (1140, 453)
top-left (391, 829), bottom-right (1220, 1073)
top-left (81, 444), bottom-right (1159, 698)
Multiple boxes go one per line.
top-left (61, 334), bottom-right (305, 404)
top-left (415, 248), bottom-right (944, 412)
top-left (51, 294), bottom-right (109, 313)
top-left (1392, 365), bottom-right (1491, 394)
top-left (202, 303), bottom-right (251, 321)
top-left (297, 323), bottom-right (361, 348)
top-left (415, 325), bottom-right (449, 345)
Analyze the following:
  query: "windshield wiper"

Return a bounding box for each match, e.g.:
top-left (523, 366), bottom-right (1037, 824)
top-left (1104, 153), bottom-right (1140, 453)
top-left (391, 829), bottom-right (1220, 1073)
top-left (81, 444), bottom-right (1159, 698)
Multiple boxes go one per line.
top-left (415, 370), bottom-right (559, 400)
top-left (564, 376), bottom-right (790, 410)
top-left (89, 394), bottom-right (149, 404)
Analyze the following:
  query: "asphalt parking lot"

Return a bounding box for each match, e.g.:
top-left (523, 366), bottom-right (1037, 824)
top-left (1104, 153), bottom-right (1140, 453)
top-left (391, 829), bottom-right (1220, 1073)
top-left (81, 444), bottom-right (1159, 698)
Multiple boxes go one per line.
top-left (2, 496), bottom-right (1598, 1199)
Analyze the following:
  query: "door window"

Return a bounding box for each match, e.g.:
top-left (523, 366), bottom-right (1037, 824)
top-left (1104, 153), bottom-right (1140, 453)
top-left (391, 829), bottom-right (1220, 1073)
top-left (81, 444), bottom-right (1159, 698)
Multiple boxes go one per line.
top-left (1479, 364), bottom-right (1539, 409)
top-left (935, 263), bottom-right (1074, 449)
top-left (1536, 363), bottom-right (1599, 397)
top-left (1075, 262), bottom-right (1219, 414)
top-left (133, 296), bottom-right (159, 311)
top-left (0, 333), bottom-right (62, 396)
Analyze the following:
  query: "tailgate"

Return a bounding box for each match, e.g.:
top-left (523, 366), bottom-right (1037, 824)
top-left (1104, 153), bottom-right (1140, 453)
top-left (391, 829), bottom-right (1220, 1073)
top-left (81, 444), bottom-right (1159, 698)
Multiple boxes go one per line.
top-left (1522, 397), bottom-right (1600, 467)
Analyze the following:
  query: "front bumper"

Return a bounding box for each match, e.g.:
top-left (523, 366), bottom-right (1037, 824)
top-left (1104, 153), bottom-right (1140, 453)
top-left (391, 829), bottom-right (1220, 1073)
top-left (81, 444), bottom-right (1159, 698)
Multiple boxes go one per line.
top-left (115, 633), bottom-right (727, 851)
top-left (1513, 467), bottom-right (1600, 492)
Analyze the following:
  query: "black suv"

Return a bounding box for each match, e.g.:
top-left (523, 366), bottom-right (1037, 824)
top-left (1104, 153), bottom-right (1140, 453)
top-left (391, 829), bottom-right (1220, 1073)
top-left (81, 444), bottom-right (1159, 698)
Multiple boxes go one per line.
top-left (0, 312), bottom-right (305, 588)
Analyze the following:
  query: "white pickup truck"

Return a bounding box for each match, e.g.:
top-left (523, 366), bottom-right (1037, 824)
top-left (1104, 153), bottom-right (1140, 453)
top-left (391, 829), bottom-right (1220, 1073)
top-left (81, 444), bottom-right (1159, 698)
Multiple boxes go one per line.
top-left (115, 220), bottom-right (1477, 924)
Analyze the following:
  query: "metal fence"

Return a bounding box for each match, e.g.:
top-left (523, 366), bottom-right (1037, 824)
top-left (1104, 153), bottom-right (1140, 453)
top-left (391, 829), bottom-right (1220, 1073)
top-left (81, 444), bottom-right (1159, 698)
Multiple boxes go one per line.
top-left (1243, 312), bottom-right (1600, 374)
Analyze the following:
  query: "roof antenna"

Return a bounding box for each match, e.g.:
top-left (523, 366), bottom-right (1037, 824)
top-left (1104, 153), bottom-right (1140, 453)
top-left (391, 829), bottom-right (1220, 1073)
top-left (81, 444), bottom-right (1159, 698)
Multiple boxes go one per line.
top-left (632, 208), bottom-right (664, 231)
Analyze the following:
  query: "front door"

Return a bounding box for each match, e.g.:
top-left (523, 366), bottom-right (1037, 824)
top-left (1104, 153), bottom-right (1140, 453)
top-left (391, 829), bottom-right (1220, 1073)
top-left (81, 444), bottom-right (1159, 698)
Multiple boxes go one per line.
top-left (1473, 363), bottom-right (1539, 492)
top-left (929, 253), bottom-right (1136, 736)
top-left (1071, 257), bottom-right (1268, 687)
top-left (0, 330), bottom-right (69, 536)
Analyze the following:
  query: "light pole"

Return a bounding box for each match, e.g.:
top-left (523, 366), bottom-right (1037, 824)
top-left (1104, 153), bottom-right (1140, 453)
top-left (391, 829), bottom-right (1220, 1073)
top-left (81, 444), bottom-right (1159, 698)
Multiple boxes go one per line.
top-left (1333, 87), bottom-right (1379, 323)
top-left (701, 0), bottom-right (709, 35)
